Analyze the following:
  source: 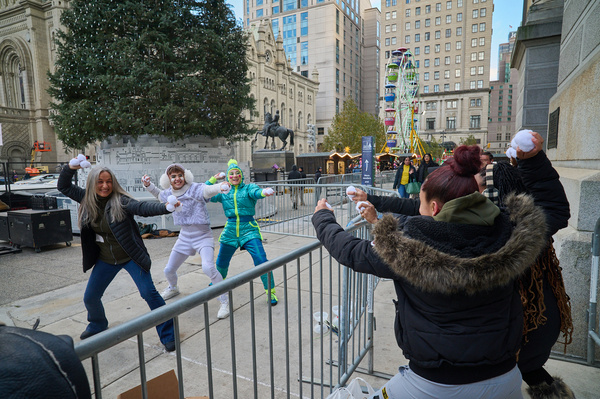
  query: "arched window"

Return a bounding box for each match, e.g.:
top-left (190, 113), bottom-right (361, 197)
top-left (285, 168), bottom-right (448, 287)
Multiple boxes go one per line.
top-left (307, 113), bottom-right (312, 125)
top-left (280, 103), bottom-right (285, 125)
top-left (289, 109), bottom-right (293, 128)
top-left (1, 51), bottom-right (27, 109)
top-left (270, 99), bottom-right (275, 114)
top-left (297, 111), bottom-right (303, 130)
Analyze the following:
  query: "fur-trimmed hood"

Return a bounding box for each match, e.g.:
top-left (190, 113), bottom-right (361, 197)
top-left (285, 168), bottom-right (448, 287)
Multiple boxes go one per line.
top-left (372, 193), bottom-right (547, 295)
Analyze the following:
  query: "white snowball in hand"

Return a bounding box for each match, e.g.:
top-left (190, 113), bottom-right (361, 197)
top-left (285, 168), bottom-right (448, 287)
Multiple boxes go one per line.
top-left (262, 187), bottom-right (274, 196)
top-left (69, 158), bottom-right (81, 167)
top-left (325, 202), bottom-right (332, 210)
top-left (141, 175), bottom-right (150, 184)
top-left (218, 172), bottom-right (226, 178)
top-left (511, 130), bottom-right (535, 152)
top-left (356, 201), bottom-right (368, 213)
top-left (80, 160), bottom-right (91, 168)
top-left (167, 195), bottom-right (177, 204)
top-left (77, 154), bottom-right (86, 162)
top-left (506, 147), bottom-right (517, 159)
top-left (346, 185), bottom-right (356, 200)
top-left (166, 204), bottom-right (175, 212)
top-left (220, 183), bottom-right (231, 194)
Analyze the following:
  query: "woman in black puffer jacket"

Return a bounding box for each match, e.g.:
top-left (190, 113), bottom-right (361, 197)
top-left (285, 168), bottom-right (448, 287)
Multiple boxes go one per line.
top-left (312, 146), bottom-right (547, 398)
top-left (58, 159), bottom-right (177, 351)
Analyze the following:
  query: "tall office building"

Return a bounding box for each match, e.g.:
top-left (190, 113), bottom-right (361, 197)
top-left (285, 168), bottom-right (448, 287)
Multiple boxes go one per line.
top-left (380, 0), bottom-right (493, 148)
top-left (244, 0), bottom-right (380, 148)
top-left (487, 31), bottom-right (519, 152)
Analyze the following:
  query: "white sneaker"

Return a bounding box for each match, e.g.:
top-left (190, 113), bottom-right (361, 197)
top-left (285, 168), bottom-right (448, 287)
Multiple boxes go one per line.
top-left (217, 303), bottom-right (230, 319)
top-left (160, 285), bottom-right (180, 300)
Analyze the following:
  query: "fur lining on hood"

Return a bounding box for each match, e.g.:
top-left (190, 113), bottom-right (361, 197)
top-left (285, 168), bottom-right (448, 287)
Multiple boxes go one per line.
top-left (372, 193), bottom-right (547, 295)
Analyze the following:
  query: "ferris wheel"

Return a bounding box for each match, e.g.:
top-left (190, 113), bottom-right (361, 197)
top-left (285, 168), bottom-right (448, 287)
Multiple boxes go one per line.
top-left (384, 48), bottom-right (425, 157)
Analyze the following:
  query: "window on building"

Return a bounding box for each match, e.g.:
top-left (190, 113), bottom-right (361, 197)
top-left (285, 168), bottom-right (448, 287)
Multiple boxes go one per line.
top-left (415, 47), bottom-right (420, 55)
top-left (386, 12), bottom-right (390, 20)
top-left (479, 37), bottom-right (485, 46)
top-left (473, 9), bottom-right (478, 18)
top-left (436, 16), bottom-right (441, 25)
top-left (456, 41), bottom-right (462, 50)
top-left (470, 115), bottom-right (481, 128)
top-left (425, 32), bottom-right (431, 40)
top-left (434, 71), bottom-right (440, 79)
top-left (406, 22), bottom-right (411, 30)
top-left (478, 66), bottom-right (484, 74)
top-left (455, 82), bottom-right (461, 91)
top-left (471, 53), bottom-right (477, 61)
top-left (480, 8), bottom-right (486, 17)
top-left (477, 80), bottom-right (483, 88)
top-left (385, 50), bottom-right (390, 58)
top-left (424, 72), bottom-right (430, 80)
top-left (405, 35), bottom-right (411, 44)
top-left (446, 42), bottom-right (451, 51)
top-left (385, 38), bottom-right (390, 46)
top-left (426, 118), bottom-right (435, 129)
top-left (436, 3), bottom-right (441, 12)
top-left (435, 44), bottom-right (441, 52)
top-left (273, 6), bottom-right (280, 14)
top-left (446, 15), bottom-right (452, 23)
top-left (496, 133), bottom-right (502, 140)
top-left (444, 84), bottom-right (450, 92)
top-left (435, 30), bottom-right (441, 39)
top-left (447, 100), bottom-right (457, 108)
top-left (386, 25), bottom-right (391, 33)
top-left (424, 58), bottom-right (430, 67)
top-left (445, 56), bottom-right (450, 64)
top-left (457, 13), bottom-right (462, 22)
top-left (406, 9), bottom-right (411, 17)
top-left (455, 69), bottom-right (461, 77)
top-left (455, 55), bottom-right (461, 63)
top-left (423, 85), bottom-right (430, 93)
top-left (425, 18), bottom-right (431, 27)
top-left (425, 46), bottom-right (430, 55)
top-left (415, 20), bottom-right (421, 28)
top-left (336, 69), bottom-right (340, 92)
top-left (444, 70), bottom-right (450, 78)
top-left (392, 37), bottom-right (397, 44)
top-left (472, 24), bottom-right (478, 33)
top-left (456, 27), bottom-right (462, 35)
top-left (470, 81), bottom-right (476, 89)
top-left (434, 57), bottom-right (440, 66)
top-left (392, 10), bottom-right (397, 18)
top-left (416, 6), bottom-right (421, 15)
top-left (434, 84), bottom-right (440, 92)
top-left (447, 116), bottom-right (456, 129)
top-left (470, 66), bottom-right (476, 75)
top-left (415, 33), bottom-right (421, 42)
top-left (471, 38), bottom-right (477, 47)
top-left (446, 28), bottom-right (451, 37)
top-left (478, 51), bottom-right (484, 60)
top-left (458, 0), bottom-right (463, 6)
top-left (480, 22), bottom-right (486, 31)
top-left (447, 1), bottom-right (452, 9)
top-left (426, 5), bottom-right (431, 13)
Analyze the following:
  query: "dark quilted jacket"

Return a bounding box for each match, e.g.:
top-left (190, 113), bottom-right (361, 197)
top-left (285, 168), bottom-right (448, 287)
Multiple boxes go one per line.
top-left (57, 166), bottom-right (170, 273)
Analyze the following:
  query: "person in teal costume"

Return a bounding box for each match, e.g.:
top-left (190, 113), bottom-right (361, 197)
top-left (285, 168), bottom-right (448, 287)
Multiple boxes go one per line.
top-left (209, 159), bottom-right (278, 305)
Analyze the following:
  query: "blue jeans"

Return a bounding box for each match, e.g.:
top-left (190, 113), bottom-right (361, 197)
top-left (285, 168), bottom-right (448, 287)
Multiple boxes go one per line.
top-left (83, 259), bottom-right (174, 345)
top-left (216, 238), bottom-right (276, 291)
top-left (397, 184), bottom-right (408, 198)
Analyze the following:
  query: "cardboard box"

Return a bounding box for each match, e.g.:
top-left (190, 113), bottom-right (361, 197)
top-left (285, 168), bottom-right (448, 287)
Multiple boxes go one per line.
top-left (117, 369), bottom-right (208, 399)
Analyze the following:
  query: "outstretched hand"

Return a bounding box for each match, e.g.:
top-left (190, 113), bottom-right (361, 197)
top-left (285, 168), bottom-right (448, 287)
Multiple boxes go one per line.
top-left (314, 198), bottom-right (333, 213)
top-left (516, 131), bottom-right (544, 160)
top-left (356, 201), bottom-right (378, 224)
top-left (350, 187), bottom-right (368, 202)
top-left (142, 175), bottom-right (151, 187)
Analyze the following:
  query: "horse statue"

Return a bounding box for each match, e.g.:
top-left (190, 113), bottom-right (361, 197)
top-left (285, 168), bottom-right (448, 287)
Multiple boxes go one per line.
top-left (255, 111), bottom-right (294, 151)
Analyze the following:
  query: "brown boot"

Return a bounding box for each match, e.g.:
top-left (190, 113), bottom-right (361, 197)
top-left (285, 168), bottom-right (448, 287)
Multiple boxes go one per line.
top-left (526, 377), bottom-right (575, 399)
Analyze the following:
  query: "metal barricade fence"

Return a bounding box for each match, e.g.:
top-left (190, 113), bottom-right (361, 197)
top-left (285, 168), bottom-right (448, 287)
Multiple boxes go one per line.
top-left (253, 182), bottom-right (399, 238)
top-left (74, 216), bottom-right (384, 399)
top-left (588, 217), bottom-right (600, 365)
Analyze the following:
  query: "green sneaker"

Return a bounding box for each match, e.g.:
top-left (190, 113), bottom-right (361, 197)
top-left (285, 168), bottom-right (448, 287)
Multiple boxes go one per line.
top-left (266, 289), bottom-right (278, 306)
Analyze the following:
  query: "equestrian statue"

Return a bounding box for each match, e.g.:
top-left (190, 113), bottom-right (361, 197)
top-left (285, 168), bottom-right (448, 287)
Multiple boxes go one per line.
top-left (255, 110), bottom-right (294, 151)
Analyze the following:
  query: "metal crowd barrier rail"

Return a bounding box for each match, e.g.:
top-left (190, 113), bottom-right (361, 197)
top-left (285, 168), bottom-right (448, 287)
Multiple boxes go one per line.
top-left (74, 215), bottom-right (381, 399)
top-left (588, 217), bottom-right (600, 365)
top-left (253, 183), bottom-right (399, 238)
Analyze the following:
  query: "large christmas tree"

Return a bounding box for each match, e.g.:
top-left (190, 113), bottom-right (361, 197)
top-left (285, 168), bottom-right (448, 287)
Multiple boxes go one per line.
top-left (48, 0), bottom-right (255, 149)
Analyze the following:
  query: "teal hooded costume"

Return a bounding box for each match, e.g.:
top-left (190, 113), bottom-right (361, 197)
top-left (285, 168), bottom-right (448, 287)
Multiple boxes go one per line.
top-left (210, 159), bottom-right (267, 247)
top-left (209, 160), bottom-right (277, 304)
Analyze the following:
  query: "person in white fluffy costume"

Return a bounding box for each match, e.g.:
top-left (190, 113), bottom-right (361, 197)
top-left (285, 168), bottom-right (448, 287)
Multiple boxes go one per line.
top-left (142, 164), bottom-right (232, 319)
